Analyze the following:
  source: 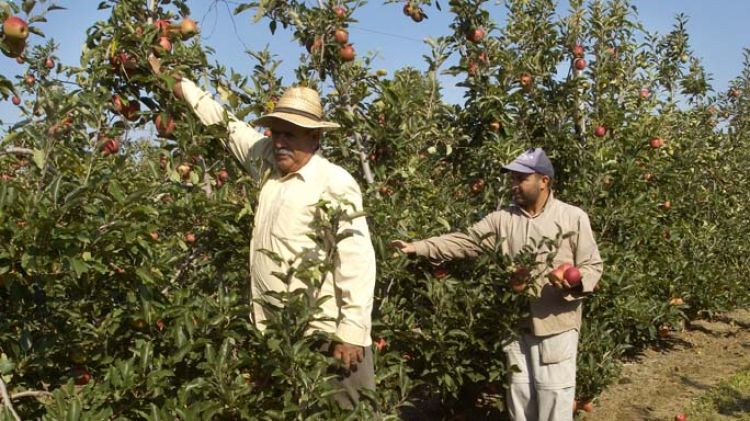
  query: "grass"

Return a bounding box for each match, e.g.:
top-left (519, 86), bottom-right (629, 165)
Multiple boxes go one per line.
top-left (682, 366), bottom-right (750, 420)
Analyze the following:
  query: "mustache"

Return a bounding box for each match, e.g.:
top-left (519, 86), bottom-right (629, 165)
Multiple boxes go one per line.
top-left (274, 147), bottom-right (293, 156)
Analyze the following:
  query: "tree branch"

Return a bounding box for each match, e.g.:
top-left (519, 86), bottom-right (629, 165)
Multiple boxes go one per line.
top-left (0, 147), bottom-right (33, 157)
top-left (0, 379), bottom-right (21, 421)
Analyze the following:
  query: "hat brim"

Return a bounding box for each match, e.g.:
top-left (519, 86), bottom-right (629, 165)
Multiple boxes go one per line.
top-left (254, 112), bottom-right (340, 131)
top-left (501, 162), bottom-right (536, 174)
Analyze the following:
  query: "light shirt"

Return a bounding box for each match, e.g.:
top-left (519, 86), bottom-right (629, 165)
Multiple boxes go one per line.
top-left (181, 79), bottom-right (376, 346)
top-left (412, 192), bottom-right (603, 336)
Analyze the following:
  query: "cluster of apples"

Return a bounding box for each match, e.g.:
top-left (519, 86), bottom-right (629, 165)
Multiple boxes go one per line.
top-left (547, 263), bottom-right (583, 287)
top-left (306, 5), bottom-right (356, 62)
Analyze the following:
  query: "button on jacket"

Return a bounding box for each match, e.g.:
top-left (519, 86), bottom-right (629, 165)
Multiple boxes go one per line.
top-left (412, 193), bottom-right (603, 336)
top-left (181, 79), bottom-right (376, 347)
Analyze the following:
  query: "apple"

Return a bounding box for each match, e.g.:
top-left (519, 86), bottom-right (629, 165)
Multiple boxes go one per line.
top-left (179, 17), bottom-right (198, 39)
top-left (478, 51), bottom-right (489, 64)
top-left (374, 337), bottom-right (387, 352)
top-left (306, 37), bottom-right (323, 54)
top-left (72, 366), bottom-right (91, 386)
top-left (489, 121), bottom-right (502, 132)
top-left (379, 185), bottom-right (394, 196)
top-left (662, 200), bottom-right (672, 210)
top-left (571, 43), bottom-right (584, 57)
top-left (149, 231), bottom-right (159, 241)
top-left (155, 114), bottom-right (175, 137)
top-left (467, 60), bottom-right (479, 76)
top-left (573, 58), bottom-right (586, 70)
top-left (3, 16), bottom-right (29, 41)
top-left (432, 266), bottom-right (449, 279)
top-left (332, 5), bottom-right (347, 18)
top-left (110, 52), bottom-right (138, 76)
top-left (580, 400), bottom-right (593, 412)
top-left (639, 87), bottom-right (650, 99)
top-left (659, 324), bottom-right (671, 338)
top-left (510, 266), bottom-right (530, 293)
top-left (470, 178), bottom-right (485, 194)
top-left (547, 263), bottom-right (573, 284)
top-left (122, 100), bottom-right (140, 121)
top-left (217, 169), bottom-right (229, 182)
top-left (674, 413), bottom-right (687, 421)
top-left (467, 28), bottom-right (485, 43)
top-left (154, 36), bottom-right (172, 56)
top-left (112, 94), bottom-right (125, 114)
top-left (11, 95), bottom-right (20, 106)
top-left (185, 232), bottom-right (196, 244)
top-left (410, 8), bottom-right (424, 22)
top-left (375, 69), bottom-right (388, 77)
top-left (155, 319), bottom-right (167, 331)
top-left (334, 28), bottom-right (348, 44)
top-left (563, 266), bottom-right (582, 287)
top-left (177, 163), bottom-right (192, 179)
top-left (339, 44), bottom-right (355, 62)
top-left (729, 88), bottom-right (740, 98)
top-left (24, 74), bottom-right (35, 85)
top-left (403, 3), bottom-right (414, 16)
top-left (130, 318), bottom-right (147, 330)
top-left (101, 138), bottom-right (119, 157)
top-left (643, 172), bottom-right (653, 182)
top-left (2, 37), bottom-right (25, 59)
top-left (15, 54), bottom-right (25, 64)
top-left (154, 19), bottom-right (171, 37)
top-left (594, 125), bottom-right (607, 137)
top-left (649, 137), bottom-right (664, 149)
top-left (519, 73), bottom-right (533, 90)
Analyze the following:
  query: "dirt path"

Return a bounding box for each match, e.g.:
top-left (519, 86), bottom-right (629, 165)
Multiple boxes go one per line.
top-left (583, 309), bottom-right (750, 421)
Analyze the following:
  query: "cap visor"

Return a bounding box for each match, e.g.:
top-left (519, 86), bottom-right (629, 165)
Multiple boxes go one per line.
top-left (501, 162), bottom-right (535, 174)
top-left (254, 112), bottom-right (340, 130)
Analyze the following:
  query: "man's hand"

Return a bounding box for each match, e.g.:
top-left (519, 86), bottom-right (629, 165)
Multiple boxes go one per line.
top-left (332, 342), bottom-right (364, 372)
top-left (552, 279), bottom-right (583, 291)
top-left (390, 239), bottom-right (416, 255)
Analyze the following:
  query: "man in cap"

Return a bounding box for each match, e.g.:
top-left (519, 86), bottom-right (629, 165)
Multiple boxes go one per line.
top-left (391, 148), bottom-right (603, 420)
top-left (171, 76), bottom-right (376, 407)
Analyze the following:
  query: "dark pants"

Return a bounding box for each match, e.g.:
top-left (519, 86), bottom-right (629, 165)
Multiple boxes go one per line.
top-left (319, 341), bottom-right (376, 409)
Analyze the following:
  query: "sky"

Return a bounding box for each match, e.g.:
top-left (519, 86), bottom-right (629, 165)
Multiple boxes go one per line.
top-left (0, 0), bottom-right (748, 129)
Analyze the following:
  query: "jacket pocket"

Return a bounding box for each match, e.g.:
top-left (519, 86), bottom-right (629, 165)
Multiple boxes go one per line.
top-left (539, 329), bottom-right (578, 365)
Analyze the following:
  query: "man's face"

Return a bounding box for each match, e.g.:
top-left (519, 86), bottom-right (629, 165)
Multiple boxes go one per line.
top-left (509, 171), bottom-right (548, 207)
top-left (268, 119), bottom-right (320, 175)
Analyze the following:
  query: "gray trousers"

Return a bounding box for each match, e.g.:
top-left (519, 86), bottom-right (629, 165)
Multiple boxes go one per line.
top-left (504, 329), bottom-right (578, 421)
top-left (319, 341), bottom-right (376, 409)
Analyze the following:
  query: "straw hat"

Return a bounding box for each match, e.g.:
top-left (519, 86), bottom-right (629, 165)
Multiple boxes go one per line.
top-left (254, 86), bottom-right (340, 130)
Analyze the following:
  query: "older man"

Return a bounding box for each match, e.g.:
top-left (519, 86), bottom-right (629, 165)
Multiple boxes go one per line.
top-left (173, 77), bottom-right (376, 407)
top-left (392, 148), bottom-right (603, 421)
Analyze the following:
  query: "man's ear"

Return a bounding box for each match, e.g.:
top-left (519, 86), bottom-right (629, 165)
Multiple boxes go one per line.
top-left (539, 174), bottom-right (551, 190)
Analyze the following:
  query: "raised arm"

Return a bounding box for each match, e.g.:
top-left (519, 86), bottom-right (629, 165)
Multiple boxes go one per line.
top-left (177, 77), bottom-right (273, 179)
top-left (392, 212), bottom-right (502, 263)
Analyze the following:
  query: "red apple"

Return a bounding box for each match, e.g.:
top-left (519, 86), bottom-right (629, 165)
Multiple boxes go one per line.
top-left (179, 17), bottom-right (198, 39)
top-left (674, 414), bottom-right (687, 421)
top-left (45, 57), bottom-right (55, 69)
top-left (24, 74), bottom-right (35, 85)
top-left (2, 16), bottom-right (29, 41)
top-left (563, 266), bottom-right (582, 287)
top-left (155, 319), bottom-right (167, 331)
top-left (149, 231), bottom-right (159, 241)
top-left (410, 8), bottom-right (424, 22)
top-left (185, 232), bottom-right (196, 244)
top-left (571, 43), bottom-right (584, 57)
top-left (662, 200), bottom-right (672, 210)
top-left (332, 5), bottom-right (347, 18)
top-left (547, 263), bottom-right (573, 284)
top-left (374, 337), bottom-right (387, 352)
top-left (639, 87), bottom-right (650, 99)
top-left (649, 137), bottom-right (664, 149)
top-left (470, 178), bottom-right (485, 194)
top-left (155, 114), bottom-right (175, 137)
top-left (306, 37), bottom-right (323, 53)
top-left (334, 28), bottom-right (348, 44)
top-left (72, 366), bottom-right (91, 386)
top-left (467, 28), bottom-right (485, 43)
top-left (154, 19), bottom-right (171, 37)
top-left (467, 60), bottom-right (479, 76)
top-left (154, 36), bottom-right (172, 56)
top-left (659, 324), bottom-right (671, 338)
top-left (489, 121), bottom-right (502, 132)
top-left (519, 73), bottom-right (533, 90)
top-left (15, 53), bottom-right (26, 63)
top-left (177, 163), bottom-right (192, 179)
top-left (432, 266), bottom-right (449, 279)
top-left (573, 58), bottom-right (586, 70)
top-left (217, 169), bottom-right (229, 182)
top-left (101, 138), bottom-right (120, 156)
top-left (339, 44), bottom-right (355, 61)
top-left (594, 125), bottom-right (607, 137)
top-left (669, 297), bottom-right (684, 306)
top-left (11, 95), bottom-right (20, 106)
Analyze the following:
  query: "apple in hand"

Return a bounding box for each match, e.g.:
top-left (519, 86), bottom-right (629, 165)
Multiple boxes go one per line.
top-left (563, 266), bottom-right (582, 287)
top-left (547, 263), bottom-right (572, 285)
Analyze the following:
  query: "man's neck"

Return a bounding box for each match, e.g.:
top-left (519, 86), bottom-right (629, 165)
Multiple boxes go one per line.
top-left (522, 189), bottom-right (551, 217)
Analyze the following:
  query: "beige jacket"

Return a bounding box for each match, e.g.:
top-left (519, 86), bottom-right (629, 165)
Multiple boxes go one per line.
top-left (412, 192), bottom-right (603, 336)
top-left (180, 79), bottom-right (376, 346)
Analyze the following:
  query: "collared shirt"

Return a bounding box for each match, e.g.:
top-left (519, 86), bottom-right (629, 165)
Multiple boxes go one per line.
top-left (181, 79), bottom-right (376, 346)
top-left (412, 192), bottom-right (603, 336)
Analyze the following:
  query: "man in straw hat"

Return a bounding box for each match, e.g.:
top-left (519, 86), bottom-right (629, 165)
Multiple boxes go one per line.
top-left (169, 75), bottom-right (376, 407)
top-left (391, 148), bottom-right (602, 420)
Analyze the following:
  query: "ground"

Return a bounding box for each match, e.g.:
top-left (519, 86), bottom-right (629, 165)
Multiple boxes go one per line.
top-left (582, 309), bottom-right (750, 421)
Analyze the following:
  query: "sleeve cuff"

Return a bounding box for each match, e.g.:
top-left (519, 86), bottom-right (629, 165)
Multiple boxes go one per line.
top-left (335, 321), bottom-right (370, 347)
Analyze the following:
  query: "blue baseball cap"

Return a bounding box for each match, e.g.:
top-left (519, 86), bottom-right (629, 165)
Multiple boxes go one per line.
top-left (501, 148), bottom-right (555, 178)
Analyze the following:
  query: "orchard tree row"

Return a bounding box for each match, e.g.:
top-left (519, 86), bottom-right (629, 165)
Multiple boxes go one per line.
top-left (0, 0), bottom-right (748, 419)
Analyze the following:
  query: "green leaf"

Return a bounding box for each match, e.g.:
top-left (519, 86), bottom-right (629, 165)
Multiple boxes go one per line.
top-left (32, 148), bottom-right (45, 169)
top-left (69, 257), bottom-right (88, 277)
